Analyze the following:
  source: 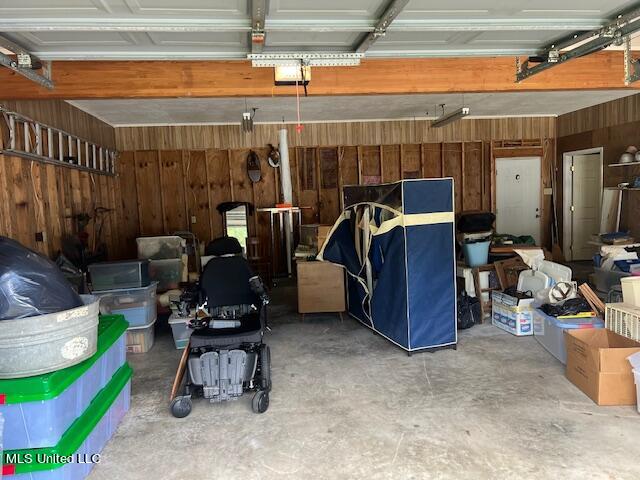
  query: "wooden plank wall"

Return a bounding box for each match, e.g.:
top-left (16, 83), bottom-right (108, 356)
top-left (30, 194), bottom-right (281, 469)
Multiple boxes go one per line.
top-left (0, 99), bottom-right (126, 258)
top-left (557, 94), bottom-right (640, 242)
top-left (115, 117), bottom-right (556, 151)
top-left (557, 93), bottom-right (640, 137)
top-left (124, 139), bottom-right (555, 250)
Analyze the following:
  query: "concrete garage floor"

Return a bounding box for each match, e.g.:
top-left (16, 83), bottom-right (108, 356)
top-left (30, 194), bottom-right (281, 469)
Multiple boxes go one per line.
top-left (89, 283), bottom-right (640, 480)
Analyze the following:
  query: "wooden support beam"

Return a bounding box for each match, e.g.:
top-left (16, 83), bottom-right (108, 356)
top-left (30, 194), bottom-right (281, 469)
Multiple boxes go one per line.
top-left (0, 52), bottom-right (636, 99)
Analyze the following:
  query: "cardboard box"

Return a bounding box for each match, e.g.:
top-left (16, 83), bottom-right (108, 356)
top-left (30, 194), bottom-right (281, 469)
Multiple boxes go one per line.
top-left (317, 225), bottom-right (332, 250)
top-left (565, 329), bottom-right (640, 405)
top-left (491, 290), bottom-right (535, 336)
top-left (300, 224), bottom-right (332, 251)
top-left (297, 260), bottom-right (345, 314)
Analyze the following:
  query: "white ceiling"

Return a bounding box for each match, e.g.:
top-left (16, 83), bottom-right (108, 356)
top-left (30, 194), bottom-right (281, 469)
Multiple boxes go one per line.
top-left (68, 90), bottom-right (638, 126)
top-left (0, 0), bottom-right (636, 59)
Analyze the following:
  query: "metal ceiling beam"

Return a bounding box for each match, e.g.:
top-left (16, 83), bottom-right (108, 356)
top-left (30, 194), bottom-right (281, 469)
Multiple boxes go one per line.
top-left (517, 3), bottom-right (640, 82)
top-left (355, 0), bottom-right (410, 53)
top-left (0, 34), bottom-right (53, 89)
top-left (250, 0), bottom-right (268, 54)
top-left (0, 17), bottom-right (606, 33)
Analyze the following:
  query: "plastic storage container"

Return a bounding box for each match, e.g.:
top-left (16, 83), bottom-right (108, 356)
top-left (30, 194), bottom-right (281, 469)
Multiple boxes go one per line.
top-left (93, 282), bottom-right (157, 328)
top-left (621, 276), bottom-right (640, 308)
top-left (126, 320), bottom-right (156, 353)
top-left (2, 363), bottom-right (132, 480)
top-left (594, 267), bottom-right (631, 293)
top-left (168, 314), bottom-right (193, 349)
top-left (532, 308), bottom-right (604, 364)
top-left (463, 240), bottom-right (490, 267)
top-left (0, 295), bottom-right (100, 379)
top-left (137, 236), bottom-right (185, 260)
top-left (634, 370), bottom-right (640, 414)
top-left (88, 259), bottom-right (150, 291)
top-left (0, 315), bottom-right (127, 450)
top-left (149, 258), bottom-right (183, 291)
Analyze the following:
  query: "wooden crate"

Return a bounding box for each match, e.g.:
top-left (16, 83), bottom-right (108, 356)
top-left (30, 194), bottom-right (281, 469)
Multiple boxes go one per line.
top-left (297, 260), bottom-right (346, 314)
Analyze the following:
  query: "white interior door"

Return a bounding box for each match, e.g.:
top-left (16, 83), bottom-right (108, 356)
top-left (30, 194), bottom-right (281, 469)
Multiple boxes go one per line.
top-left (495, 157), bottom-right (541, 244)
top-left (564, 153), bottom-right (602, 261)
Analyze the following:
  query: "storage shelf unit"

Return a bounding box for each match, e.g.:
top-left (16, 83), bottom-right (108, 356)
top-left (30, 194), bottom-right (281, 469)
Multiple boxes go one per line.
top-left (608, 162), bottom-right (640, 167)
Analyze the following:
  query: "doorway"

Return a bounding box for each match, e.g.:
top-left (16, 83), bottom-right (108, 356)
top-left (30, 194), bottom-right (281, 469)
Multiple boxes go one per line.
top-left (495, 157), bottom-right (542, 244)
top-left (562, 148), bottom-right (603, 261)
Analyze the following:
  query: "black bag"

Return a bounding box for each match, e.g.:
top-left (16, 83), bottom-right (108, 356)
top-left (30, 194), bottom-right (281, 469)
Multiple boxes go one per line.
top-left (457, 212), bottom-right (495, 234)
top-left (0, 237), bottom-right (83, 320)
top-left (457, 291), bottom-right (480, 329)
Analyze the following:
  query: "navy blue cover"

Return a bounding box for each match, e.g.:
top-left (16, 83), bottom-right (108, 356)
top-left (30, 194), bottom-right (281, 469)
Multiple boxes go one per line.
top-left (321, 179), bottom-right (457, 351)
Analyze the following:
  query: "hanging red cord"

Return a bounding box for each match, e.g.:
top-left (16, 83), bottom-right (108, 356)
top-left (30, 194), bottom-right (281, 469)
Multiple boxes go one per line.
top-left (295, 80), bottom-right (303, 133)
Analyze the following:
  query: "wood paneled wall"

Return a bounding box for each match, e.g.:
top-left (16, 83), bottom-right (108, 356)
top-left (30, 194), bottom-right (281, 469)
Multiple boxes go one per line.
top-left (557, 94), bottom-right (640, 137)
top-left (123, 139), bottom-right (555, 253)
top-left (0, 100), bottom-right (124, 258)
top-left (115, 117), bottom-right (556, 151)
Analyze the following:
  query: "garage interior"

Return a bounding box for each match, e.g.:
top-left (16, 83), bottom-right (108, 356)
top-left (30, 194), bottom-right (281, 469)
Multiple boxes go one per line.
top-left (2, 1), bottom-right (640, 479)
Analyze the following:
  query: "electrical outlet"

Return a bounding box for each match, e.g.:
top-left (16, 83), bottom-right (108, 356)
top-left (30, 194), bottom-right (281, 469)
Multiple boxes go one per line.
top-left (35, 232), bottom-right (45, 242)
top-left (191, 216), bottom-right (197, 224)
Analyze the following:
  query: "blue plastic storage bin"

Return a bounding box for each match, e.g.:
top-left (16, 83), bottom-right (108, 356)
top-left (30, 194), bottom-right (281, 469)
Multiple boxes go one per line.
top-left (0, 316), bottom-right (127, 451)
top-left (2, 364), bottom-right (131, 480)
top-left (532, 308), bottom-right (604, 364)
top-left (93, 283), bottom-right (157, 328)
top-left (463, 241), bottom-right (491, 267)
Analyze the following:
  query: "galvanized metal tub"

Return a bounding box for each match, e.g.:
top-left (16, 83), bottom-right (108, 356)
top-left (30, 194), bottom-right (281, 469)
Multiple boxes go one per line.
top-left (0, 295), bottom-right (100, 379)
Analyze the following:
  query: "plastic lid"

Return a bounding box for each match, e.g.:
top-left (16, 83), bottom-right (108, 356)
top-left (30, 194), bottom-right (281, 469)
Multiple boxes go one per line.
top-left (2, 363), bottom-right (132, 475)
top-left (0, 315), bottom-right (128, 404)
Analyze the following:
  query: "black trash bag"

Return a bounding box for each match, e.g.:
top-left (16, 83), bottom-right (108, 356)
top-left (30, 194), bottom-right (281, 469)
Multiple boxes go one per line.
top-left (457, 212), bottom-right (496, 234)
top-left (0, 236), bottom-right (83, 320)
top-left (540, 298), bottom-right (592, 318)
top-left (457, 291), bottom-right (480, 329)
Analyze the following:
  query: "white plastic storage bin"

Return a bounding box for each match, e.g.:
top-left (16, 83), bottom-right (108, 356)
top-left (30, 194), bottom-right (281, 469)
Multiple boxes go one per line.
top-left (137, 235), bottom-right (185, 260)
top-left (2, 365), bottom-right (132, 480)
top-left (93, 282), bottom-right (157, 328)
top-left (0, 316), bottom-right (127, 451)
top-left (0, 296), bottom-right (100, 379)
top-left (168, 314), bottom-right (194, 349)
top-left (621, 277), bottom-right (640, 308)
top-left (634, 370), bottom-right (640, 414)
top-left (491, 291), bottom-right (534, 336)
top-left (126, 320), bottom-right (156, 353)
top-left (593, 267), bottom-right (630, 293)
top-left (149, 258), bottom-right (184, 291)
top-left (532, 308), bottom-right (604, 364)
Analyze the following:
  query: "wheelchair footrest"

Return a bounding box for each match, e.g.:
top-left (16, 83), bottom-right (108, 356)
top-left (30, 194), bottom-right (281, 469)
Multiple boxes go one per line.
top-left (189, 349), bottom-right (247, 402)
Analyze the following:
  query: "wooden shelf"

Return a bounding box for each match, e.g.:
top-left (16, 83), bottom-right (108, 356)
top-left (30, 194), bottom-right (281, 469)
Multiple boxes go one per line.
top-left (608, 162), bottom-right (640, 167)
top-left (605, 187), bottom-right (640, 191)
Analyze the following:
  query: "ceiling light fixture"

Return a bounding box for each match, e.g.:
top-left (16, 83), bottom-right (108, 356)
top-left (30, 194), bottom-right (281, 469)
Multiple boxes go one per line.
top-left (431, 104), bottom-right (470, 128)
top-left (274, 64), bottom-right (311, 86)
top-left (241, 98), bottom-right (257, 133)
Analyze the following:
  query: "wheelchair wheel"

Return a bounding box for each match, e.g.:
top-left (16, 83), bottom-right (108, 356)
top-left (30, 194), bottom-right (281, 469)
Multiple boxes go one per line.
top-left (252, 390), bottom-right (269, 414)
top-left (259, 344), bottom-right (272, 392)
top-left (170, 396), bottom-right (192, 418)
